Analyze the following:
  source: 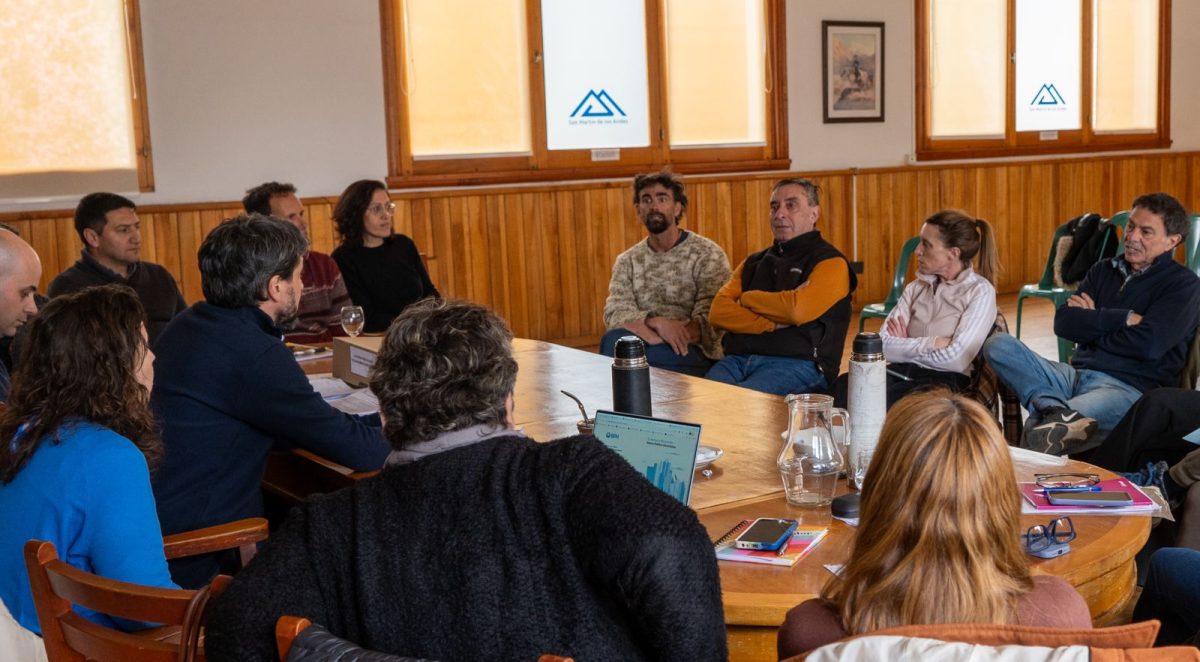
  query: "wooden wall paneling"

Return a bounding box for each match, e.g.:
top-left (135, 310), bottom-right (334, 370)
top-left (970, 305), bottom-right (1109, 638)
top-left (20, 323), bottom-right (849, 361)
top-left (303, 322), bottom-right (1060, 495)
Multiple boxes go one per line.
top-left (483, 195), bottom-right (509, 324)
top-left (429, 197), bottom-right (455, 297)
top-left (28, 217), bottom-right (62, 293)
top-left (462, 195), bottom-right (490, 307)
top-left (1055, 158), bottom-right (1110, 219)
top-left (1110, 154), bottom-right (1193, 215)
top-left (536, 191), bottom-right (564, 341)
top-left (308, 201), bottom-right (336, 255)
top-left (148, 211), bottom-right (182, 285)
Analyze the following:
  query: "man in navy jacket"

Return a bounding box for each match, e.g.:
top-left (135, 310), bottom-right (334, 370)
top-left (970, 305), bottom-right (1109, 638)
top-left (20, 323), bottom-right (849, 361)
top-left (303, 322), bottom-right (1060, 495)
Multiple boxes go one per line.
top-left (151, 214), bottom-right (389, 588)
top-left (984, 193), bottom-right (1200, 455)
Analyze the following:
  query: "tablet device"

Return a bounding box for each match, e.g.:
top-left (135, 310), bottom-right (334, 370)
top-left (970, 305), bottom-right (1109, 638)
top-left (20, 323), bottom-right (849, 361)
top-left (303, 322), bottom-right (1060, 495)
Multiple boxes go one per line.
top-left (592, 410), bottom-right (702, 505)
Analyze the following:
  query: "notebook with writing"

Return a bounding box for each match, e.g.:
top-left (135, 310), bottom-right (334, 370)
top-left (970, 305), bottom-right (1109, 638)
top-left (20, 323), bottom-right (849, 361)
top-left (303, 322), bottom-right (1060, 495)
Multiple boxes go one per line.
top-left (592, 410), bottom-right (702, 505)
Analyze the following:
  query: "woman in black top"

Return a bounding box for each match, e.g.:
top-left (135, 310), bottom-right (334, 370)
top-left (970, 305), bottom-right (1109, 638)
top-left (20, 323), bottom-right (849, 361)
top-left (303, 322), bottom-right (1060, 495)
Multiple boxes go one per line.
top-left (330, 179), bottom-right (439, 333)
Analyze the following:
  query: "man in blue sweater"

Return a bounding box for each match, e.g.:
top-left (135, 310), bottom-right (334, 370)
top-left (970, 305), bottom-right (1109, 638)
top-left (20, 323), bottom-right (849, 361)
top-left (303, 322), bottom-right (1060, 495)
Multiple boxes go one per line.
top-left (984, 193), bottom-right (1200, 455)
top-left (151, 214), bottom-right (389, 588)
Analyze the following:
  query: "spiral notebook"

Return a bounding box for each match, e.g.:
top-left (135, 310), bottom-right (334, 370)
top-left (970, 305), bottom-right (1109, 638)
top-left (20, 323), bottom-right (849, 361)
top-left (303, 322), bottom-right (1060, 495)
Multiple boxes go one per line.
top-left (712, 519), bottom-right (829, 567)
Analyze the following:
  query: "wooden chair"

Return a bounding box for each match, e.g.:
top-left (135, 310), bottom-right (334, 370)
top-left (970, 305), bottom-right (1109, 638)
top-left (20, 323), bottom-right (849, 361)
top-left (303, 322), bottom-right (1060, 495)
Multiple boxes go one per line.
top-left (964, 312), bottom-right (1022, 445)
top-left (275, 616), bottom-right (574, 662)
top-left (25, 518), bottom-right (267, 662)
top-left (858, 235), bottom-right (919, 332)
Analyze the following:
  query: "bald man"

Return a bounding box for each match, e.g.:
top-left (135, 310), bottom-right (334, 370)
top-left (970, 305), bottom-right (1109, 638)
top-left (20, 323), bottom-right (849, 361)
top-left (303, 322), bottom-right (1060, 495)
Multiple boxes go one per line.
top-left (0, 231), bottom-right (42, 399)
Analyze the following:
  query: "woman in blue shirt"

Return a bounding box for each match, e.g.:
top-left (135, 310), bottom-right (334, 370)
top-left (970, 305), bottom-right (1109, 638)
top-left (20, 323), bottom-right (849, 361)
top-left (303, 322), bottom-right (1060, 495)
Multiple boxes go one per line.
top-left (0, 284), bottom-right (176, 636)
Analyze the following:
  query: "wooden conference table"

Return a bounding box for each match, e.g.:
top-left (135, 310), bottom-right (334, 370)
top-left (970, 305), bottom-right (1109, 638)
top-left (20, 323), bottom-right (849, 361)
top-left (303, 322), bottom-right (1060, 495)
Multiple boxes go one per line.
top-left (269, 338), bottom-right (1150, 662)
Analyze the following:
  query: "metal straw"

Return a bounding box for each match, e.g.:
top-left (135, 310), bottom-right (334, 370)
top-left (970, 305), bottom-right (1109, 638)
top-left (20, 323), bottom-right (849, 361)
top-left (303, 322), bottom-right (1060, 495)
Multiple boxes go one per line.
top-left (560, 390), bottom-right (589, 421)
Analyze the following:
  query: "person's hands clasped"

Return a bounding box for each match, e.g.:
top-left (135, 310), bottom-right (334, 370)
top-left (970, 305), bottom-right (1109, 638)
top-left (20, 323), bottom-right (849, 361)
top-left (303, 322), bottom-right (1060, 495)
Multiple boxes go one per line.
top-left (647, 317), bottom-right (693, 356)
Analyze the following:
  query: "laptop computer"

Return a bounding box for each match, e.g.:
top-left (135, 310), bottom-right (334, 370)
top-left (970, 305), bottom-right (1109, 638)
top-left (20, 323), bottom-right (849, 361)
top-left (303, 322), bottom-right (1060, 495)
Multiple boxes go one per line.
top-left (591, 410), bottom-right (703, 505)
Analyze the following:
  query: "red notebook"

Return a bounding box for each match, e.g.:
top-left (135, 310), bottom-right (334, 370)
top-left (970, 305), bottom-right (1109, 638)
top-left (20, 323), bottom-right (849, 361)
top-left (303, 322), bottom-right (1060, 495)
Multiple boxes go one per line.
top-left (1018, 478), bottom-right (1156, 513)
top-left (713, 519), bottom-right (828, 567)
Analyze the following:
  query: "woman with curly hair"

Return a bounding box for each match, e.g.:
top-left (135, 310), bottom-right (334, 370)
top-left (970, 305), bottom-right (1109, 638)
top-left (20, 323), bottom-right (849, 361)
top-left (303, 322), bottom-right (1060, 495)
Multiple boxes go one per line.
top-left (204, 299), bottom-right (726, 662)
top-left (777, 390), bottom-right (1091, 657)
top-left (330, 179), bottom-right (438, 333)
top-left (0, 285), bottom-right (176, 639)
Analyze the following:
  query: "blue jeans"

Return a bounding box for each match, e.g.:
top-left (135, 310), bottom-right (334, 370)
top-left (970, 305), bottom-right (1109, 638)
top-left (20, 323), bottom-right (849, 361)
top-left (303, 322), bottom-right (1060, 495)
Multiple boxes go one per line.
top-left (982, 334), bottom-right (1142, 438)
top-left (1132, 547), bottom-right (1200, 646)
top-left (599, 327), bottom-right (713, 378)
top-left (704, 354), bottom-right (827, 396)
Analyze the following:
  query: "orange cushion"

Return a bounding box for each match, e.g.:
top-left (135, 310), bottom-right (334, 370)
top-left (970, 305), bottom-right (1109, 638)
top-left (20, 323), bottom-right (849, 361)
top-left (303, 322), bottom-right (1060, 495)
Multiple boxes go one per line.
top-left (863, 620), bottom-right (1159, 649)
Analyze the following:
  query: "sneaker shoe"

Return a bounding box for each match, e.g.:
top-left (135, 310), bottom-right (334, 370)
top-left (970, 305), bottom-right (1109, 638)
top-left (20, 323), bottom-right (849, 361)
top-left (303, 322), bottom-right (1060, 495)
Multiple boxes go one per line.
top-left (1121, 460), bottom-right (1181, 510)
top-left (1022, 407), bottom-right (1098, 456)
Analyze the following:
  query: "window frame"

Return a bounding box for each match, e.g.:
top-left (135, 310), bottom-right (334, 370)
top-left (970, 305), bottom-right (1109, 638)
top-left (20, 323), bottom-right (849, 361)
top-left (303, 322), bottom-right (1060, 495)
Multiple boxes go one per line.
top-left (379, 0), bottom-right (789, 188)
top-left (914, 0), bottom-right (1171, 162)
top-left (127, 0), bottom-right (155, 191)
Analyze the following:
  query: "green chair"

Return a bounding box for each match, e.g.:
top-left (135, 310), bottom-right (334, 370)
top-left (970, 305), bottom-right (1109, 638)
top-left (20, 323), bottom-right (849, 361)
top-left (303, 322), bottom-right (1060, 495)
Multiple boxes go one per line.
top-left (1184, 214), bottom-right (1200, 275)
top-left (1015, 222), bottom-right (1073, 342)
top-left (1045, 211), bottom-right (1130, 364)
top-left (858, 235), bottom-right (920, 332)
top-left (1105, 210), bottom-right (1130, 257)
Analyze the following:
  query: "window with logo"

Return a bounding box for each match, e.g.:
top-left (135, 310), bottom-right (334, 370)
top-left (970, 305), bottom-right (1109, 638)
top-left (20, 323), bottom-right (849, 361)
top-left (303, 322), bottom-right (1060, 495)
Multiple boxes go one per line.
top-left (381, 0), bottom-right (787, 188)
top-left (0, 0), bottom-right (153, 200)
top-left (916, 0), bottom-right (1169, 160)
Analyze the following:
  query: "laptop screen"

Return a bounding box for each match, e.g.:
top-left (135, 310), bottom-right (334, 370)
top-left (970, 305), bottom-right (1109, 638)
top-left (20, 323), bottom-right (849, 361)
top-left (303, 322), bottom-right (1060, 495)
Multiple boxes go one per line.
top-left (592, 410), bottom-right (702, 505)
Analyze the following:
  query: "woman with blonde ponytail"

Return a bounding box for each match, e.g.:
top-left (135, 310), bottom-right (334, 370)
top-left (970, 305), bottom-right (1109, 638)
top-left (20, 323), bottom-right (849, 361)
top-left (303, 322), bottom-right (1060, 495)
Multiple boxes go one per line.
top-left (777, 391), bottom-right (1092, 656)
top-left (837, 209), bottom-right (1003, 408)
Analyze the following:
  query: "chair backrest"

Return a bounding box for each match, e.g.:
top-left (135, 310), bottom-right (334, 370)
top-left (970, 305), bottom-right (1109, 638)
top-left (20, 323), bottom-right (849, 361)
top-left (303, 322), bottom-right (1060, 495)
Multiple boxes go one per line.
top-left (883, 235), bottom-right (921, 307)
top-left (1185, 214), bottom-right (1200, 275)
top-left (276, 615), bottom-right (312, 661)
top-left (24, 540), bottom-right (228, 662)
top-left (1106, 210), bottom-right (1131, 257)
top-left (1036, 223), bottom-right (1073, 289)
top-left (276, 616), bottom-right (576, 662)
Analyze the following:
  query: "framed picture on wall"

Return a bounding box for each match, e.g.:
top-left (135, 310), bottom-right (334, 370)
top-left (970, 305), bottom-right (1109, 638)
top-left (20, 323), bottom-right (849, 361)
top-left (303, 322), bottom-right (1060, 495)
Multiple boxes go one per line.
top-left (822, 21), bottom-right (885, 123)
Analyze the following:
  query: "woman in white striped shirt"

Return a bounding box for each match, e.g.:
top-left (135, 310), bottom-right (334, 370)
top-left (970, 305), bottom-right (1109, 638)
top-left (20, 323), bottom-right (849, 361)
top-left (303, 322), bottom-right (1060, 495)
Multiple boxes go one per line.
top-left (872, 210), bottom-right (999, 407)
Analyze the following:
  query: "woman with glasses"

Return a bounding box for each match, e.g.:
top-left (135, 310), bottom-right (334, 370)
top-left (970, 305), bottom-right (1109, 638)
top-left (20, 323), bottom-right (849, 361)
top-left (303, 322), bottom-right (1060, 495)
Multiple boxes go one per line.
top-left (331, 179), bottom-right (439, 333)
top-left (0, 286), bottom-right (175, 646)
top-left (777, 390), bottom-right (1091, 657)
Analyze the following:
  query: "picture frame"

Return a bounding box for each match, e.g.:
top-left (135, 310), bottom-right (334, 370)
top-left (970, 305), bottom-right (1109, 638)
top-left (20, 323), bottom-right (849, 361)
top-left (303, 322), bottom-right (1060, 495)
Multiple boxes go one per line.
top-left (821, 21), bottom-right (885, 123)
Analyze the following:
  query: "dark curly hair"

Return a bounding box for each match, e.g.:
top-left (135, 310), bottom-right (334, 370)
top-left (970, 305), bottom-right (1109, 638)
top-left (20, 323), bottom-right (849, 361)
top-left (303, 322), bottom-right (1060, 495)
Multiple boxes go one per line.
top-left (369, 299), bottom-right (517, 448)
top-left (242, 181), bottom-right (296, 216)
top-left (0, 285), bottom-right (159, 483)
top-left (333, 179), bottom-right (387, 247)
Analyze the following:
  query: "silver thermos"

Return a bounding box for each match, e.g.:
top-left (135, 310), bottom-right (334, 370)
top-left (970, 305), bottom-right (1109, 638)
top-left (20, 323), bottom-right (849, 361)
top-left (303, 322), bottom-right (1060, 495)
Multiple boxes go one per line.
top-left (847, 332), bottom-right (886, 488)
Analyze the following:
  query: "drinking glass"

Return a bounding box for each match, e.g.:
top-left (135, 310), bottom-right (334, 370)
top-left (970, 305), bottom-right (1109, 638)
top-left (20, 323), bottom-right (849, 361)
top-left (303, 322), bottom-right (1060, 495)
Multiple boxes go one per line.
top-left (851, 448), bottom-right (872, 492)
top-left (340, 306), bottom-right (365, 337)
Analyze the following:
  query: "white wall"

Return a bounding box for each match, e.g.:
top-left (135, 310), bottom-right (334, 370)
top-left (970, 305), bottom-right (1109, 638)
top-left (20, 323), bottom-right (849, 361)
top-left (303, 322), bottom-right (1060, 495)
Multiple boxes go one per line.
top-left (786, 0), bottom-right (914, 170)
top-left (1, 0), bottom-right (1197, 212)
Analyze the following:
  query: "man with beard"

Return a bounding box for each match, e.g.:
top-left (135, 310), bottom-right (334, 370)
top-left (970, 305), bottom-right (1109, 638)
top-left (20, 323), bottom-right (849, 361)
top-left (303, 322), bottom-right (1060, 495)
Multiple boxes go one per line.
top-left (150, 214), bottom-right (388, 588)
top-left (601, 171), bottom-right (731, 376)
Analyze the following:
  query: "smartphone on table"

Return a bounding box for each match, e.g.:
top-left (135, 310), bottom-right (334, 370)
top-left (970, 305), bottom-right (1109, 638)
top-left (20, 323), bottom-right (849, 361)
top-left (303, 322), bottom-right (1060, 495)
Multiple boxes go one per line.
top-left (734, 518), bottom-right (798, 551)
top-left (1045, 491), bottom-right (1133, 507)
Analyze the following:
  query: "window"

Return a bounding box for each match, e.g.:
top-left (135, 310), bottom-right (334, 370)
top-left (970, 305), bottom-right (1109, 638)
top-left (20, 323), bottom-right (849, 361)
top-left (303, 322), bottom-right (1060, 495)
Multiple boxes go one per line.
top-left (380, 0), bottom-right (787, 188)
top-left (0, 0), bottom-right (153, 199)
top-left (916, 0), bottom-right (1169, 160)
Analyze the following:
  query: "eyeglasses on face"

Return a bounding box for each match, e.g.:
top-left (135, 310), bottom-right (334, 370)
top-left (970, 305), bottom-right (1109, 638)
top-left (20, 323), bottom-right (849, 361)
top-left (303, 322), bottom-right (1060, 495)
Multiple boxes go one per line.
top-left (1034, 473), bottom-right (1099, 489)
top-left (368, 202), bottom-right (396, 216)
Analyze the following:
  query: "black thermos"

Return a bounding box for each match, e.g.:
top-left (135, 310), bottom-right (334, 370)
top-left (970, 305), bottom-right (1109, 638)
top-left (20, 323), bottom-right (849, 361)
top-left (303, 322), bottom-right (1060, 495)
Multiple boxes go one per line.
top-left (612, 336), bottom-right (652, 416)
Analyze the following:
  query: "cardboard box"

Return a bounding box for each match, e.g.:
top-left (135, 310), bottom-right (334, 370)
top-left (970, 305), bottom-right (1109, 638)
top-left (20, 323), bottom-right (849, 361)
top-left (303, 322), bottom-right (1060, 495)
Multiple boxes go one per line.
top-left (332, 335), bottom-right (383, 386)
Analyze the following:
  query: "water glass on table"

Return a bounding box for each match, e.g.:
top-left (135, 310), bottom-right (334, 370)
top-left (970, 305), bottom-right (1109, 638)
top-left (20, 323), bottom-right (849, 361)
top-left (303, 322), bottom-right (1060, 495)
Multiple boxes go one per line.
top-left (340, 306), bottom-right (365, 337)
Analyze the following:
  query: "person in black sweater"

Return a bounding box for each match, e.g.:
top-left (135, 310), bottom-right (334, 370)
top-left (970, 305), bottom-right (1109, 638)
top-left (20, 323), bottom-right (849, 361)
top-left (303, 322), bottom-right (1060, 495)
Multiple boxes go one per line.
top-left (330, 179), bottom-right (438, 333)
top-left (204, 299), bottom-right (727, 662)
top-left (48, 193), bottom-right (186, 345)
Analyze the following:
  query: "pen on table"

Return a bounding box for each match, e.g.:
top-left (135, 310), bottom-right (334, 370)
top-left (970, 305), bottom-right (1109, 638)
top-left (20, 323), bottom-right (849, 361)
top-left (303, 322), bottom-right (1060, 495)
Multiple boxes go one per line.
top-left (1041, 486), bottom-right (1103, 496)
top-left (886, 368), bottom-right (912, 382)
